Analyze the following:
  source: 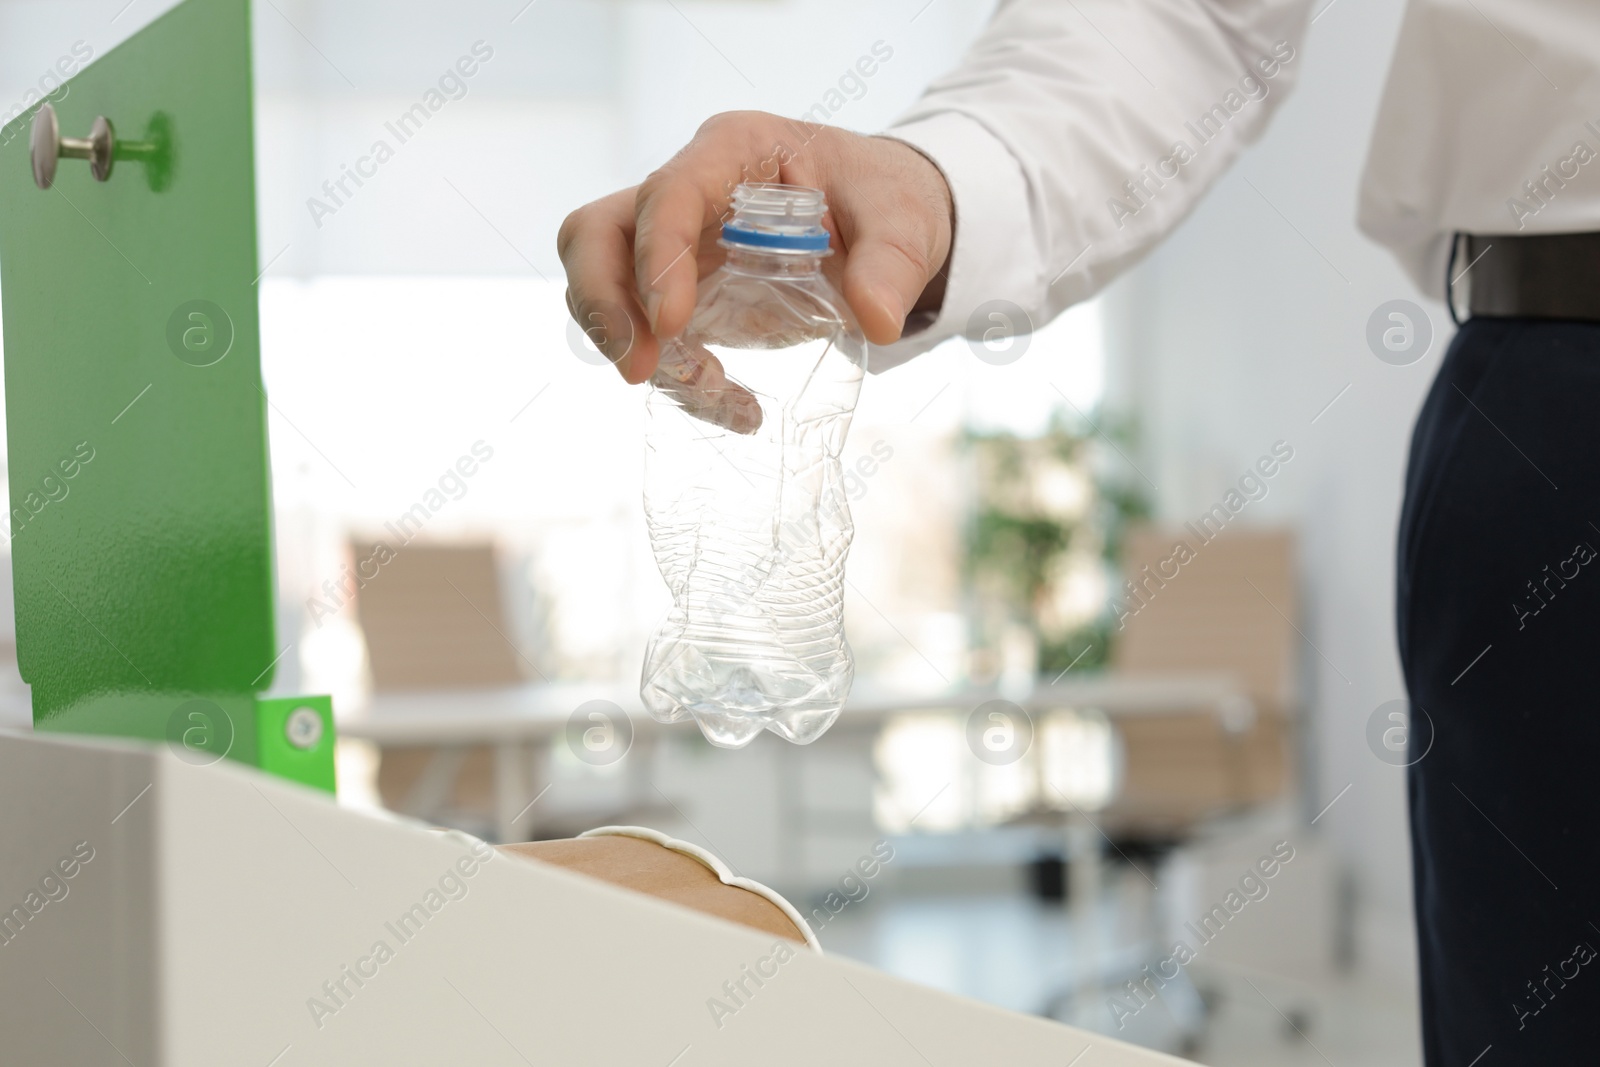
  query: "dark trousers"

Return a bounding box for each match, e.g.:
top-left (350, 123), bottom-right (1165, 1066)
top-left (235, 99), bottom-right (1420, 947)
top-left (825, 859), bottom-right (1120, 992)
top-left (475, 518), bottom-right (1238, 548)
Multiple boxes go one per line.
top-left (1398, 317), bottom-right (1600, 1064)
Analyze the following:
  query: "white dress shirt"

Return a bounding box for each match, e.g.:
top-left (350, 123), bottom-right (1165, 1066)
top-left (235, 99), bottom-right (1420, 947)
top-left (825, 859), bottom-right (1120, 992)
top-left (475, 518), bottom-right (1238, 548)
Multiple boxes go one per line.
top-left (873, 0), bottom-right (1600, 370)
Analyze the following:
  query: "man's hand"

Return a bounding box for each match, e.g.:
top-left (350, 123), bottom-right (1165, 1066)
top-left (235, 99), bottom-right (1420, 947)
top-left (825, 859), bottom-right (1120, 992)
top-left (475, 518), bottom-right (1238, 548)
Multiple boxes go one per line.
top-left (556, 111), bottom-right (953, 392)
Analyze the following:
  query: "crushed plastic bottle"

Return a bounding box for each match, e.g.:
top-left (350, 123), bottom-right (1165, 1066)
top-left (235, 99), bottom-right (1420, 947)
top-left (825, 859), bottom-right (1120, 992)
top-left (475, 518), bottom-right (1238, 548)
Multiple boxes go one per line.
top-left (640, 183), bottom-right (866, 748)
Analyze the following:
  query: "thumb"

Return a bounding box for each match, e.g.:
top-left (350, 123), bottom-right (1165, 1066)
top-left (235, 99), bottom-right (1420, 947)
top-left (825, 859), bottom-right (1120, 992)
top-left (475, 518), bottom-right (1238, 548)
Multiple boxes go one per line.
top-left (839, 212), bottom-right (946, 347)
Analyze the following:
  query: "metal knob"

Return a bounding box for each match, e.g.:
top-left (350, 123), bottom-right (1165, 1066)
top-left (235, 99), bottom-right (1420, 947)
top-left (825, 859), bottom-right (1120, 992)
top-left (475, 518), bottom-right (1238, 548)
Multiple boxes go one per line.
top-left (30, 103), bottom-right (163, 190)
top-left (31, 104), bottom-right (114, 188)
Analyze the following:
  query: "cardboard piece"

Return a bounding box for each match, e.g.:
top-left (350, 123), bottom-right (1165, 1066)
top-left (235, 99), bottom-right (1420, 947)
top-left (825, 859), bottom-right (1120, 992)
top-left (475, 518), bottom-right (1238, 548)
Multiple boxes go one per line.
top-left (503, 836), bottom-right (809, 945)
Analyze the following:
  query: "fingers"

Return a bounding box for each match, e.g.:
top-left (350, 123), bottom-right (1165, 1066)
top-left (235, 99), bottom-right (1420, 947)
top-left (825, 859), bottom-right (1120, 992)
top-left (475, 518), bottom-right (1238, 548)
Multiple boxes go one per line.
top-left (557, 188), bottom-right (659, 383)
top-left (633, 175), bottom-right (709, 343)
top-left (559, 115), bottom-right (953, 385)
top-left (833, 142), bottom-right (953, 347)
top-left (839, 234), bottom-right (928, 346)
top-left (634, 113), bottom-right (779, 342)
top-left (653, 340), bottom-right (764, 435)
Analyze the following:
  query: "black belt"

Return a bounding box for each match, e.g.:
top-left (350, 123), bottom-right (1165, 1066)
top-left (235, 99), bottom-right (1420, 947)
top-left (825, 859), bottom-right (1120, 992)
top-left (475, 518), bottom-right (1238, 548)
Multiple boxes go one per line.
top-left (1456, 232), bottom-right (1600, 322)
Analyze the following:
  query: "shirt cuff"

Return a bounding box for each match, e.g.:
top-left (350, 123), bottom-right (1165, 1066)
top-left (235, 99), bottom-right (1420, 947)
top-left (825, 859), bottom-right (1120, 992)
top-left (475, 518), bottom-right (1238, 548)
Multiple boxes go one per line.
top-left (870, 111), bottom-right (1041, 373)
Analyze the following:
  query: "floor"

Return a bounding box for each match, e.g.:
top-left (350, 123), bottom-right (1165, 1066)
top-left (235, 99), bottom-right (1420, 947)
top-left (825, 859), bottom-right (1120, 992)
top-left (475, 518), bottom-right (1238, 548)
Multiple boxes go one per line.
top-left (817, 886), bottom-right (1422, 1066)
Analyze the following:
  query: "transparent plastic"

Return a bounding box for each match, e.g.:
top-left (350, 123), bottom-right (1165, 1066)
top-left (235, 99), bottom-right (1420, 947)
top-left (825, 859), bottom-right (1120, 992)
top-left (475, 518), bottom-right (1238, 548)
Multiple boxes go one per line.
top-left (641, 184), bottom-right (866, 748)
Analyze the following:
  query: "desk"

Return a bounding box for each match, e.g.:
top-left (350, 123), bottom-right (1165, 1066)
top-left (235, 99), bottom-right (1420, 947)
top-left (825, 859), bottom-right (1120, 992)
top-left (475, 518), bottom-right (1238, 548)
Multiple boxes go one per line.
top-left (338, 672), bottom-right (1253, 843)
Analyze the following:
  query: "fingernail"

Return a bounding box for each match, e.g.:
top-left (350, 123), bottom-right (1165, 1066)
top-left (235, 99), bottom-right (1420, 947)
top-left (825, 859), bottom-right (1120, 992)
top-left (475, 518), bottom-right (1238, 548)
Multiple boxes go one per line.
top-left (645, 291), bottom-right (663, 336)
top-left (729, 394), bottom-right (763, 435)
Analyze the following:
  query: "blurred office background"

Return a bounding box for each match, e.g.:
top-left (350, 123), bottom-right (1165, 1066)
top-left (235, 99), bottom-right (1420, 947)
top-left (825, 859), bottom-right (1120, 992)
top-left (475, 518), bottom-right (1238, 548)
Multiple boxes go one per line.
top-left (0, 0), bottom-right (1434, 1062)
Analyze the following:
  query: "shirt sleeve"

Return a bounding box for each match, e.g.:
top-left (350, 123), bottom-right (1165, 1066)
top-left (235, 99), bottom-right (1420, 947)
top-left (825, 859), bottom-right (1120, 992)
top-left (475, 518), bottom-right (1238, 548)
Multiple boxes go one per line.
top-left (870, 0), bottom-right (1316, 372)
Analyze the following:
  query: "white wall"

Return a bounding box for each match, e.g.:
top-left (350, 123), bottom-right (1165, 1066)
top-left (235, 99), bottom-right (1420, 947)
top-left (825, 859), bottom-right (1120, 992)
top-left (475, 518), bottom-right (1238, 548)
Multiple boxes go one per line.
top-left (1102, 0), bottom-right (1440, 967)
top-left (250, 0), bottom-right (1000, 279)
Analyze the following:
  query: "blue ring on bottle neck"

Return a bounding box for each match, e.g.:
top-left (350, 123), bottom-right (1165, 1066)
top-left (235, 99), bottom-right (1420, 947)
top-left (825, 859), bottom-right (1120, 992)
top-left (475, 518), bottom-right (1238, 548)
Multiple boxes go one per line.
top-left (721, 224), bottom-right (831, 252)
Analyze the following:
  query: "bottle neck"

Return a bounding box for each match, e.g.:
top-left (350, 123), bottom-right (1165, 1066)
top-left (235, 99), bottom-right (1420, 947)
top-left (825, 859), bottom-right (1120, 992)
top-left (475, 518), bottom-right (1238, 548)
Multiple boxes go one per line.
top-left (723, 245), bottom-right (824, 278)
